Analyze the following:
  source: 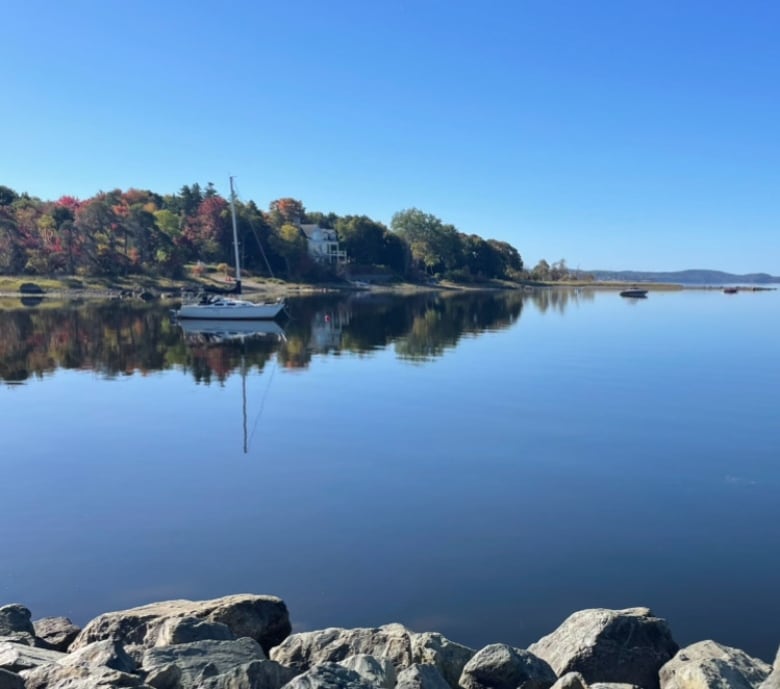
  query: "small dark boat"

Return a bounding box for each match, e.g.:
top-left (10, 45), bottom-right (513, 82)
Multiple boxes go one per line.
top-left (723, 287), bottom-right (738, 294)
top-left (620, 289), bottom-right (648, 298)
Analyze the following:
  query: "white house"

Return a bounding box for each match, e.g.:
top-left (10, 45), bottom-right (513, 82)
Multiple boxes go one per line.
top-left (299, 224), bottom-right (347, 264)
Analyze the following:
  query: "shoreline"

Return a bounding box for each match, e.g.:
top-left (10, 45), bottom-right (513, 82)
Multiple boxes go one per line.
top-left (0, 275), bottom-right (776, 302)
top-left (1, 596), bottom-right (777, 689)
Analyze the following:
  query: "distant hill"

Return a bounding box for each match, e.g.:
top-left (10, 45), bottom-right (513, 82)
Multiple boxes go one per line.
top-left (585, 269), bottom-right (780, 285)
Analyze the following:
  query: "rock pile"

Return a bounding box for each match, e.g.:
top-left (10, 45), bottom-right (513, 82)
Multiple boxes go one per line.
top-left (0, 599), bottom-right (775, 689)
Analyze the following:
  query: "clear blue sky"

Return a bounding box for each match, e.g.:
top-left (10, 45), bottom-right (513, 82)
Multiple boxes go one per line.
top-left (2, 0), bottom-right (778, 273)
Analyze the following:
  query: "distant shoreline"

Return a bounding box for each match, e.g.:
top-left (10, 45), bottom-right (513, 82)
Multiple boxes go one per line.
top-left (0, 275), bottom-right (775, 303)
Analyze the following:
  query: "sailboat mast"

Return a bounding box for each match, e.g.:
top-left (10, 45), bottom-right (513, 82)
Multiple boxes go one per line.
top-left (229, 176), bottom-right (242, 294)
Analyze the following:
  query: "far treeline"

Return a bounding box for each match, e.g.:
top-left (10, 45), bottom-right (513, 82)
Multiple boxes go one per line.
top-left (0, 183), bottom-right (572, 283)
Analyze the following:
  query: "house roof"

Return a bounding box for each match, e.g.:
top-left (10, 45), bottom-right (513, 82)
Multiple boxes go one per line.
top-left (299, 223), bottom-right (336, 239)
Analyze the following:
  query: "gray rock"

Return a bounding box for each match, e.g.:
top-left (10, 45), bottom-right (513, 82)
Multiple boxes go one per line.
top-left (529, 607), bottom-right (679, 689)
top-left (551, 672), bottom-right (589, 689)
top-left (271, 624), bottom-right (414, 672)
top-left (339, 654), bottom-right (397, 688)
top-left (145, 663), bottom-right (182, 689)
top-left (270, 623), bottom-right (474, 688)
top-left (281, 662), bottom-right (378, 689)
top-left (411, 632), bottom-right (475, 688)
top-left (142, 637), bottom-right (266, 688)
top-left (659, 640), bottom-right (771, 689)
top-left (33, 616), bottom-right (81, 651)
top-left (0, 668), bottom-right (24, 689)
top-left (0, 606), bottom-right (34, 638)
top-left (396, 663), bottom-right (451, 689)
top-left (156, 617), bottom-right (235, 646)
top-left (759, 646), bottom-right (780, 689)
top-left (458, 643), bottom-right (557, 689)
top-left (200, 659), bottom-right (299, 689)
top-left (22, 662), bottom-right (153, 689)
top-left (60, 639), bottom-right (137, 673)
top-left (71, 594), bottom-right (290, 656)
top-left (591, 684), bottom-right (643, 689)
top-left (0, 640), bottom-right (66, 672)
top-left (200, 662), bottom-right (221, 680)
top-left (0, 634), bottom-right (34, 647)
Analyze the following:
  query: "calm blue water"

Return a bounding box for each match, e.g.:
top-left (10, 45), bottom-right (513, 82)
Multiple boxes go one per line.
top-left (1, 288), bottom-right (778, 660)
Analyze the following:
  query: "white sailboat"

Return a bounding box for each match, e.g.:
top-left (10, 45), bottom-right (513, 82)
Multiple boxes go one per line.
top-left (176, 177), bottom-right (285, 320)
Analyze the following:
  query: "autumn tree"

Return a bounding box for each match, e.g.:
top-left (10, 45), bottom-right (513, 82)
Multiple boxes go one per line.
top-left (75, 196), bottom-right (122, 275)
top-left (268, 198), bottom-right (305, 228)
top-left (182, 196), bottom-right (231, 262)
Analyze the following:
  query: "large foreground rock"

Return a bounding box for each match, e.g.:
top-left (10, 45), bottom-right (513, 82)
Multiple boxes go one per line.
top-left (270, 623), bottom-right (474, 688)
top-left (659, 640), bottom-right (771, 689)
top-left (529, 607), bottom-right (679, 689)
top-left (33, 616), bottom-right (81, 651)
top-left (458, 643), bottom-right (557, 689)
top-left (156, 617), bottom-right (234, 646)
top-left (22, 663), bottom-right (153, 689)
top-left (0, 641), bottom-right (65, 672)
top-left (141, 637), bottom-right (267, 688)
top-left (71, 594), bottom-right (291, 656)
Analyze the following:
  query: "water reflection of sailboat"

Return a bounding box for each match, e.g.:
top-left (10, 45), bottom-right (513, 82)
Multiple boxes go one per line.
top-left (178, 319), bottom-right (282, 454)
top-left (178, 318), bottom-right (286, 344)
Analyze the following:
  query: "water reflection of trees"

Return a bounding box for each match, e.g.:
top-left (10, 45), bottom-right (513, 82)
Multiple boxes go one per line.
top-left (0, 301), bottom-right (281, 385)
top-left (0, 289), bottom-right (589, 383)
top-left (0, 301), bottom-right (180, 384)
top-left (526, 287), bottom-right (596, 314)
top-left (278, 291), bottom-right (525, 365)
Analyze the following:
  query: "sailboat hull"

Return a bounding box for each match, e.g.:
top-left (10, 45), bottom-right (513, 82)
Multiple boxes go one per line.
top-left (177, 301), bottom-right (285, 320)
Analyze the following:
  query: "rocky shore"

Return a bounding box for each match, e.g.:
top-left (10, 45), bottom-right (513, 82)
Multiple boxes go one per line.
top-left (0, 597), bottom-right (777, 689)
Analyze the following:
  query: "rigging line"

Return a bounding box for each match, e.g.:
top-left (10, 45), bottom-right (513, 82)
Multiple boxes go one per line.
top-left (232, 179), bottom-right (276, 279)
top-left (249, 220), bottom-right (276, 279)
top-left (248, 355), bottom-right (278, 446)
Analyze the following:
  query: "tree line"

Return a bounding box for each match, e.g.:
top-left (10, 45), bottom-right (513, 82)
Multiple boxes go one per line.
top-left (0, 182), bottom-right (537, 283)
